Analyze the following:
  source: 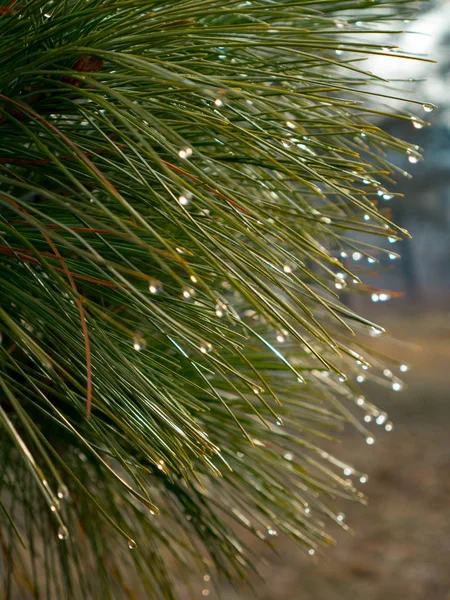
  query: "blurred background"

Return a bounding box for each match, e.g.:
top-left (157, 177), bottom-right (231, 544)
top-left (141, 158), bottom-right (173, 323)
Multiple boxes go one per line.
top-left (216, 3), bottom-right (450, 598)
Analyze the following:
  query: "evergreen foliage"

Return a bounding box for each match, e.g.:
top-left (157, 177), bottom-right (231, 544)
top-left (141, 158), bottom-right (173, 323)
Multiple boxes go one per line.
top-left (0, 1), bottom-right (428, 597)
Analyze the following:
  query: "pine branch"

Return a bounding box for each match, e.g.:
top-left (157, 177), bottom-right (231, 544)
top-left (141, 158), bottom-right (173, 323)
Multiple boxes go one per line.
top-left (0, 0), bottom-right (429, 597)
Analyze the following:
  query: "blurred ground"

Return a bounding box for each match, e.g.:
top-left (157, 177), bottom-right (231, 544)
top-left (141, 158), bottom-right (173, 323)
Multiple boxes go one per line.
top-left (215, 307), bottom-right (450, 600)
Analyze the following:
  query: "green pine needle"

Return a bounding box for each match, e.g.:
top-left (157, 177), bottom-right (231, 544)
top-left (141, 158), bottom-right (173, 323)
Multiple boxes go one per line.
top-left (0, 0), bottom-right (427, 597)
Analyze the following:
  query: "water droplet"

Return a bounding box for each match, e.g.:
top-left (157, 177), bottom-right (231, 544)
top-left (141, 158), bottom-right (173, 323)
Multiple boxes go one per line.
top-left (214, 98), bottom-right (223, 107)
top-left (371, 293), bottom-right (379, 303)
top-left (133, 336), bottom-right (146, 351)
top-left (422, 103), bottom-right (434, 113)
top-left (204, 574), bottom-right (211, 582)
top-left (363, 214), bottom-right (370, 221)
top-left (182, 289), bottom-right (191, 299)
top-left (178, 193), bottom-right (191, 206)
top-left (267, 528), bottom-right (278, 536)
top-left (366, 436), bottom-right (375, 445)
top-left (57, 484), bottom-right (69, 500)
top-left (308, 548), bottom-right (315, 555)
top-left (149, 280), bottom-right (163, 294)
top-left (202, 590), bottom-right (210, 597)
top-left (352, 252), bottom-right (362, 261)
top-left (392, 382), bottom-right (403, 392)
top-left (370, 326), bottom-right (383, 336)
top-left (356, 375), bottom-right (365, 383)
top-left (364, 415), bottom-right (372, 423)
top-left (340, 251), bottom-right (348, 258)
top-left (200, 342), bottom-right (213, 354)
top-left (336, 513), bottom-right (345, 522)
top-left (383, 193), bottom-right (393, 200)
top-left (411, 116), bottom-right (423, 129)
top-left (359, 475), bottom-right (368, 484)
top-left (379, 292), bottom-right (391, 302)
top-left (178, 147), bottom-right (193, 159)
top-left (399, 364), bottom-right (409, 372)
top-left (376, 414), bottom-right (387, 425)
top-left (407, 149), bottom-right (419, 164)
top-left (57, 526), bottom-right (68, 540)
top-left (343, 467), bottom-right (353, 476)
top-left (50, 505), bottom-right (57, 512)
top-left (356, 396), bottom-right (365, 406)
top-left (385, 421), bottom-right (393, 432)
top-left (128, 539), bottom-right (137, 549)
top-left (334, 273), bottom-right (347, 290)
top-left (286, 120), bottom-right (296, 129)
top-left (284, 452), bottom-right (294, 461)
top-left (283, 264), bottom-right (292, 274)
top-left (276, 332), bottom-right (285, 343)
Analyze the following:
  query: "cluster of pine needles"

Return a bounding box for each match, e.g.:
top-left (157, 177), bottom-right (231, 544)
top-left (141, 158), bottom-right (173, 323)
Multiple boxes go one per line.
top-left (0, 0), bottom-right (430, 598)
